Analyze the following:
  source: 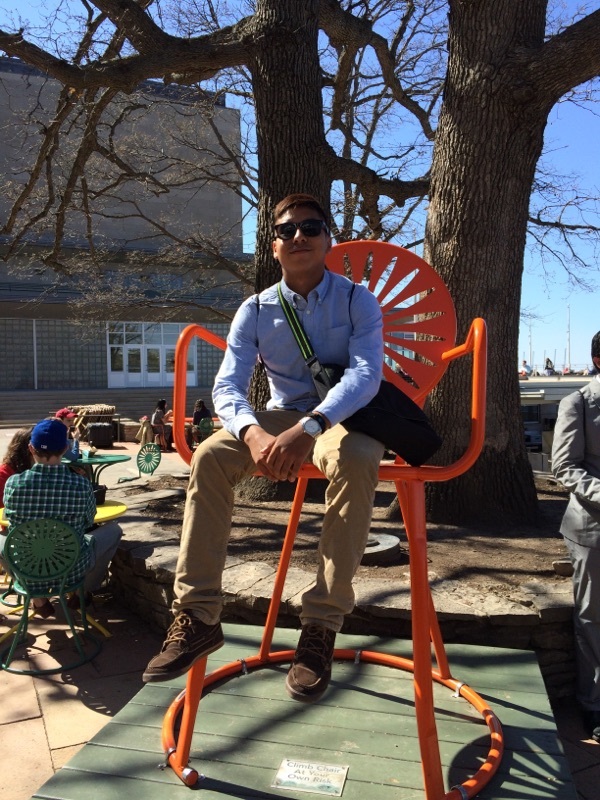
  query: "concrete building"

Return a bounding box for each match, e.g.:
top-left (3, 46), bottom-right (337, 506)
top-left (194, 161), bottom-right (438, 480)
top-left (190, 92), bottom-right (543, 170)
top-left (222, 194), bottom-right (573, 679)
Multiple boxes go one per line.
top-left (0, 57), bottom-right (246, 394)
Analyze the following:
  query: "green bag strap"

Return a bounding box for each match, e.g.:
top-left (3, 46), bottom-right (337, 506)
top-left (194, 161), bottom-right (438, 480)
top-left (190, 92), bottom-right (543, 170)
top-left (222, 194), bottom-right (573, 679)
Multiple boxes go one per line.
top-left (277, 282), bottom-right (316, 362)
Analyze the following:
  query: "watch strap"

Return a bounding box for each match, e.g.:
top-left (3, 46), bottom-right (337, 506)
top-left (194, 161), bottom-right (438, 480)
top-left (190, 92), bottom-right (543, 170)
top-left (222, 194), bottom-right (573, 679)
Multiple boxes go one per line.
top-left (300, 416), bottom-right (322, 438)
top-left (307, 412), bottom-right (327, 433)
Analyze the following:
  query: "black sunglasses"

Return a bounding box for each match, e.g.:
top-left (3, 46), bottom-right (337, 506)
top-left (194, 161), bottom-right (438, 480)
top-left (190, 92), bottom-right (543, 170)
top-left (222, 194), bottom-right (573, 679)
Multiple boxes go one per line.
top-left (274, 219), bottom-right (330, 240)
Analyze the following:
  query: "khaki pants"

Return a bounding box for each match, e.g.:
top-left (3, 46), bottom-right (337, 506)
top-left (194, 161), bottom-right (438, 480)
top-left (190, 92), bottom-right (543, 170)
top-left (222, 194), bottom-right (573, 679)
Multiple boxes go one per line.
top-left (173, 409), bottom-right (384, 632)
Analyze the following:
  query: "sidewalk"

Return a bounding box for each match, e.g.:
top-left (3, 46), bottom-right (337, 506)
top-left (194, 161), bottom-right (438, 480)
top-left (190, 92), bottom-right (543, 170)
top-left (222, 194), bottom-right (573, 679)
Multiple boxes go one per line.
top-left (0, 431), bottom-right (185, 798)
top-left (1, 430), bottom-right (600, 799)
top-left (0, 593), bottom-right (164, 799)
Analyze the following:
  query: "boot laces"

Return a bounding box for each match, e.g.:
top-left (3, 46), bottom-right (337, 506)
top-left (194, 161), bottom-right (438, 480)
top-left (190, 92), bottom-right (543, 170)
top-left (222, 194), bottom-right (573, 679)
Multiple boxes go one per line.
top-left (163, 612), bottom-right (196, 648)
top-left (296, 624), bottom-right (335, 667)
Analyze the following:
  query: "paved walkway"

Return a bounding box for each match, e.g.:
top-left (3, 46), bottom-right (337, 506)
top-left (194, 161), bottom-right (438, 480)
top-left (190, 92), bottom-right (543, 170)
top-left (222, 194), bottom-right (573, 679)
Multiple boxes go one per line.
top-left (1, 429), bottom-right (600, 799)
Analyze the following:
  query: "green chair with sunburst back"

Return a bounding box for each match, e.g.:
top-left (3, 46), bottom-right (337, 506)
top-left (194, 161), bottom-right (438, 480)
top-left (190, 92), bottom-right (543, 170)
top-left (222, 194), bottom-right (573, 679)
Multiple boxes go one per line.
top-left (191, 416), bottom-right (215, 449)
top-left (137, 442), bottom-right (162, 476)
top-left (117, 442), bottom-right (162, 484)
top-left (0, 518), bottom-right (101, 675)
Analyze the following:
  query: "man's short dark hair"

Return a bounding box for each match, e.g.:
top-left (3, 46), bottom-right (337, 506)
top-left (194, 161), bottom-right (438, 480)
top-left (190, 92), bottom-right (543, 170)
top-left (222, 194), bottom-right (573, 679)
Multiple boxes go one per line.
top-left (30, 446), bottom-right (67, 460)
top-left (273, 193), bottom-right (329, 226)
top-left (592, 331), bottom-right (600, 360)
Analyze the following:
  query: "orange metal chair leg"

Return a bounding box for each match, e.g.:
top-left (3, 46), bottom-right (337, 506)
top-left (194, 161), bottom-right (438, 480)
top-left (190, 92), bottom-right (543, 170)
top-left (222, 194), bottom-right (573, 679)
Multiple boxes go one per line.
top-left (398, 479), bottom-right (445, 798)
top-left (161, 473), bottom-right (504, 797)
top-left (162, 657), bottom-right (207, 786)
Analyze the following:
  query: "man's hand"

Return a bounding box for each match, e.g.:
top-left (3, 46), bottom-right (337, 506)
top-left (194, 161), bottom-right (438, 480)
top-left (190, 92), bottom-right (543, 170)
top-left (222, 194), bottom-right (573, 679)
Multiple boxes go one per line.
top-left (242, 425), bottom-right (279, 480)
top-left (243, 424), bottom-right (313, 482)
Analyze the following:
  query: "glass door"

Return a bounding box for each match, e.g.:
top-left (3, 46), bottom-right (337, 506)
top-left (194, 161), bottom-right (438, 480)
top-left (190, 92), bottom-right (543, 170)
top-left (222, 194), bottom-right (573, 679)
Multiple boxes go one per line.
top-left (165, 347), bottom-right (176, 386)
top-left (107, 322), bottom-right (197, 388)
top-left (108, 323), bottom-right (125, 387)
top-left (124, 346), bottom-right (143, 387)
top-left (145, 347), bottom-right (163, 387)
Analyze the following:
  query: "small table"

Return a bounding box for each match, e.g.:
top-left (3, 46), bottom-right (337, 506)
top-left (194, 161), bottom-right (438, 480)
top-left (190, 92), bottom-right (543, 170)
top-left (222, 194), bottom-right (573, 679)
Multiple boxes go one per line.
top-left (67, 453), bottom-right (132, 484)
top-left (0, 500), bottom-right (128, 528)
top-left (93, 500), bottom-right (128, 524)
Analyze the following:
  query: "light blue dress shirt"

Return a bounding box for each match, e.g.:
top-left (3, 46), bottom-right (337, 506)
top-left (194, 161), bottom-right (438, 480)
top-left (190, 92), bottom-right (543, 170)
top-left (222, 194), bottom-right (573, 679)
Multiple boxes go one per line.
top-left (213, 269), bottom-right (383, 439)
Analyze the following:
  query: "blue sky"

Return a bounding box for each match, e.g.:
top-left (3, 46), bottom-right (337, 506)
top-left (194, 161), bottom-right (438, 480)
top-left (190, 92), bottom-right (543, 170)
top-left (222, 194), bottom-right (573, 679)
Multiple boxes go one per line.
top-left (519, 97), bottom-right (600, 371)
top-left (518, 0), bottom-right (600, 371)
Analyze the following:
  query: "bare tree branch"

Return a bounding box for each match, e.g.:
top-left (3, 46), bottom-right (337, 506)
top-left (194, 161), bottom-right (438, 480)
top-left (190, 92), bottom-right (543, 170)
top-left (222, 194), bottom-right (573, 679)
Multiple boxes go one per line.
top-left (519, 9), bottom-right (600, 110)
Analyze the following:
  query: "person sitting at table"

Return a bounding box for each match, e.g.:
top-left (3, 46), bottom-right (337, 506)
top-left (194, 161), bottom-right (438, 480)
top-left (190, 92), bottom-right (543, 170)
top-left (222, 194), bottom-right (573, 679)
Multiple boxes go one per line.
top-left (0, 427), bottom-right (33, 508)
top-left (191, 398), bottom-right (213, 445)
top-left (1, 419), bottom-right (123, 618)
top-left (135, 416), bottom-right (154, 447)
top-left (54, 408), bottom-right (81, 461)
top-left (151, 399), bottom-right (174, 452)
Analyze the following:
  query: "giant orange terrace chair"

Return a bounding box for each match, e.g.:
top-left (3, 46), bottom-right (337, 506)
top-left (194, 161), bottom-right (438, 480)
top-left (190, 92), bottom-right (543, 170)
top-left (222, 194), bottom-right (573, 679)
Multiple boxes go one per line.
top-left (165, 241), bottom-right (493, 799)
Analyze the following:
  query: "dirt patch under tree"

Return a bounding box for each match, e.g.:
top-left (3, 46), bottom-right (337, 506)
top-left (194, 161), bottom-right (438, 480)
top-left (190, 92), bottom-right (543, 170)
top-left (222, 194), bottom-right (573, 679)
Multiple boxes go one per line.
top-left (136, 473), bottom-right (571, 602)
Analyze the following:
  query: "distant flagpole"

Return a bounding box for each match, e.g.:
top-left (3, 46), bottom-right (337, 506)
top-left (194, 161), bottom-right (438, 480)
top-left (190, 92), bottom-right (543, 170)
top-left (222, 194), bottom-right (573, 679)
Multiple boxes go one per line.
top-left (567, 305), bottom-right (571, 370)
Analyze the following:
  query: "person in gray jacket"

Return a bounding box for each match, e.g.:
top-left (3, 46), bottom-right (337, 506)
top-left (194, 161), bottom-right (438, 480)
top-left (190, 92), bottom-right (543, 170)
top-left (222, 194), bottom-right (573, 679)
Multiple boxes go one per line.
top-left (552, 330), bottom-right (600, 740)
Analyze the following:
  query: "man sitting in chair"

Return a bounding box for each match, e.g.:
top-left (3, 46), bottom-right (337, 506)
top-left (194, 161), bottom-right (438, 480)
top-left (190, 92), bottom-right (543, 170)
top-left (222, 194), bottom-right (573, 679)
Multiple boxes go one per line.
top-left (1, 419), bottom-right (122, 618)
top-left (143, 193), bottom-right (385, 702)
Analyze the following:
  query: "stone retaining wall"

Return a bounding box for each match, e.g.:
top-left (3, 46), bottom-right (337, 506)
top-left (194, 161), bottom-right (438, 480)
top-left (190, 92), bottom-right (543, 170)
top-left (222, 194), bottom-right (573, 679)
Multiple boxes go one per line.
top-left (109, 489), bottom-right (577, 700)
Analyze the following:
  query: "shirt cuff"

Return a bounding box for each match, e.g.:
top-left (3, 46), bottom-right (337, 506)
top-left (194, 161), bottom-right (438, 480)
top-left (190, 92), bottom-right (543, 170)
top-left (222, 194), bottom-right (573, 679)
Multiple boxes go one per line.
top-left (232, 413), bottom-right (260, 440)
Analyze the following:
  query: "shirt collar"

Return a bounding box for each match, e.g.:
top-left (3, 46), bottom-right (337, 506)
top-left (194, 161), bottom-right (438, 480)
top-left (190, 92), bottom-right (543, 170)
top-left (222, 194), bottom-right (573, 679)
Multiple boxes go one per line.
top-left (280, 269), bottom-right (331, 306)
top-left (31, 461), bottom-right (66, 470)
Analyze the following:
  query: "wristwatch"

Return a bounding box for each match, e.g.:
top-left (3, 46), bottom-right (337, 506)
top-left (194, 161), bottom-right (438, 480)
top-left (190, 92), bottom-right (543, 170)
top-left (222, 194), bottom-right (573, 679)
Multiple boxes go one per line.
top-left (300, 414), bottom-right (324, 438)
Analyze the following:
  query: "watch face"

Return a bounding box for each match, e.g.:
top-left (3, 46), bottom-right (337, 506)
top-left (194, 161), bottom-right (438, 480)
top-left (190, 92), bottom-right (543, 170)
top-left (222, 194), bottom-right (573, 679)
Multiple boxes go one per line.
top-left (302, 417), bottom-right (322, 437)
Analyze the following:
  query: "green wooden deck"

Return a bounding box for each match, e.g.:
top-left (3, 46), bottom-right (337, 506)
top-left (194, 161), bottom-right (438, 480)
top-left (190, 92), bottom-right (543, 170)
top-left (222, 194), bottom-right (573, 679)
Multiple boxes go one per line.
top-left (32, 623), bottom-right (577, 800)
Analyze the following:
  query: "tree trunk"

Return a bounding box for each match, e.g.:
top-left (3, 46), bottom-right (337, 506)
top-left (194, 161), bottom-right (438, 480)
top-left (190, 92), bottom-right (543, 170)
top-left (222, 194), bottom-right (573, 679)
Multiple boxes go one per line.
top-left (424, 0), bottom-right (550, 524)
top-left (251, 0), bottom-right (331, 292)
top-left (242, 0), bottom-right (333, 500)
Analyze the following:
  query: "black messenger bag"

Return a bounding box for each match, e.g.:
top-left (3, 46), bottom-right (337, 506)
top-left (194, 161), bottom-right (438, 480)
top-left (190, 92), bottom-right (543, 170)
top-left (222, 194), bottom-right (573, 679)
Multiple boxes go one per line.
top-left (278, 284), bottom-right (442, 466)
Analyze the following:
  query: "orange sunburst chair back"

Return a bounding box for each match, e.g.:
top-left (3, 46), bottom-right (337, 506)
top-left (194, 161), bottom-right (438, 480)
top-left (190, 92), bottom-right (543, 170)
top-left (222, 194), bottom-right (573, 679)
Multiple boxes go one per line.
top-left (325, 240), bottom-right (456, 405)
top-left (172, 240), bottom-right (458, 462)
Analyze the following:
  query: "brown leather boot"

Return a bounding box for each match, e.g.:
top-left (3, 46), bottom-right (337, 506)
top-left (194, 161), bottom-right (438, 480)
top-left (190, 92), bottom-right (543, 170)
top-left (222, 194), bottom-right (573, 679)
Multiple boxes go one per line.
top-left (285, 623), bottom-right (336, 703)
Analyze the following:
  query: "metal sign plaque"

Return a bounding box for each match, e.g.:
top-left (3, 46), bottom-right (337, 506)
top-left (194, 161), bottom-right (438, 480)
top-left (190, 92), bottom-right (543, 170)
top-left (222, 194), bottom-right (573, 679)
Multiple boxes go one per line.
top-left (272, 758), bottom-right (349, 796)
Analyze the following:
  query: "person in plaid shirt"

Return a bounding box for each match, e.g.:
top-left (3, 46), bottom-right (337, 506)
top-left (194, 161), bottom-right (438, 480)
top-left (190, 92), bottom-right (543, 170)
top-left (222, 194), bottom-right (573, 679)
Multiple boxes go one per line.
top-left (0, 419), bottom-right (122, 618)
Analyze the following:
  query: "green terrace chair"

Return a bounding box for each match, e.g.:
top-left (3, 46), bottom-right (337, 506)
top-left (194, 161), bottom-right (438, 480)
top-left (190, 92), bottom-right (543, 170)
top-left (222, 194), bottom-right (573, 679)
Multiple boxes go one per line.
top-left (117, 442), bottom-right (162, 484)
top-left (194, 416), bottom-right (215, 445)
top-left (137, 442), bottom-right (162, 476)
top-left (0, 566), bottom-right (24, 608)
top-left (0, 519), bottom-right (101, 675)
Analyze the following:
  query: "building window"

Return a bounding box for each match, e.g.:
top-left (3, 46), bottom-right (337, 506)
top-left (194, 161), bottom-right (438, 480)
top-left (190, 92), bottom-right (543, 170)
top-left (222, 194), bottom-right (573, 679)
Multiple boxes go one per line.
top-left (110, 346), bottom-right (123, 371)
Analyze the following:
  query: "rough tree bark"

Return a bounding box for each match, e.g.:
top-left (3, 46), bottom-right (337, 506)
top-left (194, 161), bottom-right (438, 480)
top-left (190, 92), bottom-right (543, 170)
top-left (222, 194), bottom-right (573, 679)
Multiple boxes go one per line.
top-left (241, 1), bottom-right (332, 499)
top-left (246, 0), bottom-right (330, 417)
top-left (424, 0), bottom-right (600, 523)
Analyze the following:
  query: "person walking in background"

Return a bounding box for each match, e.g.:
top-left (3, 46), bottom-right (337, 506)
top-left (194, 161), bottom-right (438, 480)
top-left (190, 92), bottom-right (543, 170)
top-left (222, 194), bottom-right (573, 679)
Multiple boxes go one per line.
top-left (0, 427), bottom-right (33, 507)
top-left (552, 330), bottom-right (600, 741)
